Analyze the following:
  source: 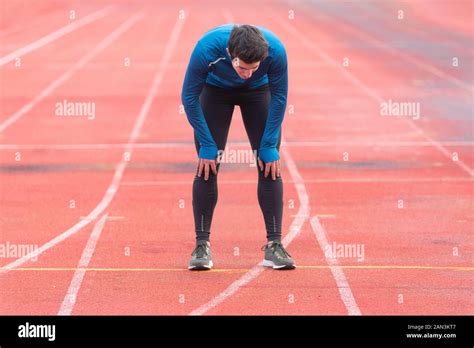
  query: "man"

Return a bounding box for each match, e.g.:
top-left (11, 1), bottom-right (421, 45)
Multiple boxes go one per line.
top-left (182, 24), bottom-right (295, 271)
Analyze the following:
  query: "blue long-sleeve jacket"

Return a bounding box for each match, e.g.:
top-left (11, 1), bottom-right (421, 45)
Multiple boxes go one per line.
top-left (181, 24), bottom-right (288, 163)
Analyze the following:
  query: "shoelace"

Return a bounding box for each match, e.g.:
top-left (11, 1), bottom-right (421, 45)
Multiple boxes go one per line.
top-left (261, 242), bottom-right (292, 259)
top-left (192, 243), bottom-right (209, 258)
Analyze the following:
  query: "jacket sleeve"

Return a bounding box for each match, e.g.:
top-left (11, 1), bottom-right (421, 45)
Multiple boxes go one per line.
top-left (258, 44), bottom-right (288, 163)
top-left (181, 40), bottom-right (218, 160)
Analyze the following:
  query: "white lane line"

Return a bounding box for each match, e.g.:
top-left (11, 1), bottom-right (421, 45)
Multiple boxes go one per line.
top-left (0, 11), bottom-right (143, 134)
top-left (58, 213), bottom-right (108, 315)
top-left (0, 12), bottom-right (185, 275)
top-left (310, 216), bottom-right (361, 315)
top-left (0, 140), bottom-right (473, 150)
top-left (300, 3), bottom-right (473, 93)
top-left (120, 177), bottom-right (474, 186)
top-left (0, 142), bottom-right (192, 150)
top-left (0, 6), bottom-right (115, 66)
top-left (189, 143), bottom-right (310, 316)
top-left (314, 214), bottom-right (336, 219)
top-left (276, 18), bottom-right (474, 177)
top-left (80, 215), bottom-right (124, 220)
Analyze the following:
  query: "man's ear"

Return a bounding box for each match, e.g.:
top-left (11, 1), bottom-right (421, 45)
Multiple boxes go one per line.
top-left (226, 47), bottom-right (235, 59)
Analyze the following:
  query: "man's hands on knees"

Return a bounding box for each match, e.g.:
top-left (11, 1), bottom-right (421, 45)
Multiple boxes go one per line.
top-left (258, 158), bottom-right (281, 180)
top-left (197, 158), bottom-right (218, 181)
top-left (197, 157), bottom-right (281, 181)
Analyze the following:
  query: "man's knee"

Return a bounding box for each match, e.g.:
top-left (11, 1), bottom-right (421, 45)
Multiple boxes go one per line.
top-left (257, 169), bottom-right (283, 181)
top-left (194, 163), bottom-right (221, 182)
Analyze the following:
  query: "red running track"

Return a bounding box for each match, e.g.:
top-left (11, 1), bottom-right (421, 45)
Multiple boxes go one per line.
top-left (0, 0), bottom-right (472, 315)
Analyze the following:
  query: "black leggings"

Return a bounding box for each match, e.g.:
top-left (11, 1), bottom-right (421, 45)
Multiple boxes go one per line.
top-left (193, 83), bottom-right (283, 242)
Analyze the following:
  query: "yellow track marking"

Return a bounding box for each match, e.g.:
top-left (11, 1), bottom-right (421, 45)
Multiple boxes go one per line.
top-left (9, 265), bottom-right (473, 272)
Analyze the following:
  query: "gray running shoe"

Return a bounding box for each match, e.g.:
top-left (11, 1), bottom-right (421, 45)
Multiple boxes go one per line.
top-left (188, 240), bottom-right (213, 271)
top-left (262, 241), bottom-right (296, 270)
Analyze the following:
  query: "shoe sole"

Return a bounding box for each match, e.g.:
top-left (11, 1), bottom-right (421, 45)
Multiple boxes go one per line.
top-left (262, 259), bottom-right (296, 270)
top-left (188, 260), bottom-right (213, 271)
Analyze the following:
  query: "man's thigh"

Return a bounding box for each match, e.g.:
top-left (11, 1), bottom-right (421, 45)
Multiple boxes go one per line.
top-left (239, 85), bottom-right (280, 153)
top-left (194, 84), bottom-right (235, 155)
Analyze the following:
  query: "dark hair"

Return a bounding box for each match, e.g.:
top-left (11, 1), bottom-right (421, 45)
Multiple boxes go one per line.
top-left (228, 25), bottom-right (269, 63)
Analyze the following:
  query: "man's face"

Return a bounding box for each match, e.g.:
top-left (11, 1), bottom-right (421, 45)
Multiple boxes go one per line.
top-left (227, 48), bottom-right (260, 80)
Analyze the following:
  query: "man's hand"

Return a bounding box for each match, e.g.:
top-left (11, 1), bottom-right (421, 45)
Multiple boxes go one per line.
top-left (258, 158), bottom-right (281, 180)
top-left (197, 158), bottom-right (218, 181)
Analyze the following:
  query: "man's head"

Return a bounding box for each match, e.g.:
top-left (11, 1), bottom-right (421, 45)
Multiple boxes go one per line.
top-left (227, 24), bottom-right (269, 79)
